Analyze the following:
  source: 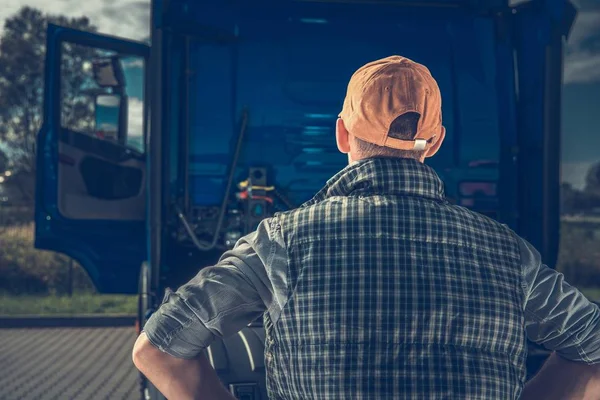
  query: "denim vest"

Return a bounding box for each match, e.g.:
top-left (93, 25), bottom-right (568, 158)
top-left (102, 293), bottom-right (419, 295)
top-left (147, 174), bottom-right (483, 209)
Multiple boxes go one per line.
top-left (263, 157), bottom-right (526, 399)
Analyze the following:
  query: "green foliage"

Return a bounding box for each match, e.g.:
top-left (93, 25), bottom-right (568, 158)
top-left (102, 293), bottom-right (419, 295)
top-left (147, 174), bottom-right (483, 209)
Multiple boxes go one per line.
top-left (0, 206), bottom-right (32, 227)
top-left (561, 181), bottom-right (600, 215)
top-left (0, 147), bottom-right (8, 172)
top-left (0, 212), bottom-right (135, 316)
top-left (558, 166), bottom-right (600, 291)
top-left (0, 293), bottom-right (136, 316)
top-left (0, 223), bottom-right (95, 295)
top-left (585, 162), bottom-right (600, 198)
top-left (556, 221), bottom-right (600, 287)
top-left (0, 7), bottom-right (98, 202)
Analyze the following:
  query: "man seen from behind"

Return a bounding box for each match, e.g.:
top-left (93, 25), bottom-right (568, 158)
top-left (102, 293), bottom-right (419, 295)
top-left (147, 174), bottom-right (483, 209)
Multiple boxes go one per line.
top-left (133, 56), bottom-right (600, 400)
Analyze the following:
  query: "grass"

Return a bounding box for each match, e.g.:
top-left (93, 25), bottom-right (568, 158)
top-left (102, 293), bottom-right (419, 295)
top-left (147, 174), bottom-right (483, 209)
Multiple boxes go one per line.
top-left (0, 292), bottom-right (137, 316)
top-left (0, 221), bottom-right (34, 239)
top-left (0, 287), bottom-right (598, 317)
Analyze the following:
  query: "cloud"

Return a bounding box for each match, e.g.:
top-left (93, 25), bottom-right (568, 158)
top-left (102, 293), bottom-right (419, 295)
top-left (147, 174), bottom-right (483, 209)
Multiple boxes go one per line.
top-left (566, 10), bottom-right (600, 46)
top-left (122, 58), bottom-right (145, 69)
top-left (98, 122), bottom-right (117, 132)
top-left (96, 94), bottom-right (120, 107)
top-left (564, 10), bottom-right (600, 84)
top-left (564, 52), bottom-right (600, 83)
top-left (127, 96), bottom-right (143, 139)
top-left (562, 161), bottom-right (594, 189)
top-left (0, 0), bottom-right (150, 41)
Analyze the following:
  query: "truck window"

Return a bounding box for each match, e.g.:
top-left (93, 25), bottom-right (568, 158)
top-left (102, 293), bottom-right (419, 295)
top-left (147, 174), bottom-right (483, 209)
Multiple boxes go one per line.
top-left (119, 56), bottom-right (145, 152)
top-left (184, 14), bottom-right (500, 218)
top-left (557, 62), bottom-right (600, 298)
top-left (60, 43), bottom-right (145, 153)
top-left (59, 42), bottom-right (100, 136)
top-left (56, 41), bottom-right (146, 220)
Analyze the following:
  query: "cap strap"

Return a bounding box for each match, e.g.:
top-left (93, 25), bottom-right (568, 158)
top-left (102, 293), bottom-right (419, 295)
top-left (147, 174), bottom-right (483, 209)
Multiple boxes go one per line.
top-left (383, 135), bottom-right (436, 151)
top-left (413, 139), bottom-right (427, 151)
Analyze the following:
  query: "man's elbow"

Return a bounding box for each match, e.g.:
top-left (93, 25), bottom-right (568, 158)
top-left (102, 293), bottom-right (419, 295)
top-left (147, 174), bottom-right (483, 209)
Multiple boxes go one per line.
top-left (132, 332), bottom-right (162, 372)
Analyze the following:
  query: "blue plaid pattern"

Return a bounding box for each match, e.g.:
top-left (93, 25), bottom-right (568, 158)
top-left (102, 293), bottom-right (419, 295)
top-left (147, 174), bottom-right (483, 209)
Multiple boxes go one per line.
top-left (264, 157), bottom-right (526, 399)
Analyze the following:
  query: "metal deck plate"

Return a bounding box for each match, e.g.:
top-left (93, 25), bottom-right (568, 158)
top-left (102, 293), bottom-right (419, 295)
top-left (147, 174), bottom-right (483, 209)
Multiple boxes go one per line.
top-left (0, 327), bottom-right (139, 400)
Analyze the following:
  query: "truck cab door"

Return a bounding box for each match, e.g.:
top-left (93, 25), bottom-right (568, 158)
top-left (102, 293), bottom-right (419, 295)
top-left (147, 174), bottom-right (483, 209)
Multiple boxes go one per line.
top-left (35, 24), bottom-right (149, 294)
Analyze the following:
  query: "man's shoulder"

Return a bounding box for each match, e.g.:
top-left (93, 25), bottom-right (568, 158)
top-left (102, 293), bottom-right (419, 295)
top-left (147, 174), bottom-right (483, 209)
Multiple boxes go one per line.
top-left (441, 204), bottom-right (527, 258)
top-left (447, 203), bottom-right (514, 233)
top-left (275, 196), bottom-right (352, 217)
top-left (269, 197), bottom-right (355, 235)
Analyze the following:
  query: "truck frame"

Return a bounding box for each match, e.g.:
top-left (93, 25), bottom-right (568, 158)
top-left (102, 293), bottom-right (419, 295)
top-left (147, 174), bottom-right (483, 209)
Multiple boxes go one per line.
top-left (35, 0), bottom-right (576, 398)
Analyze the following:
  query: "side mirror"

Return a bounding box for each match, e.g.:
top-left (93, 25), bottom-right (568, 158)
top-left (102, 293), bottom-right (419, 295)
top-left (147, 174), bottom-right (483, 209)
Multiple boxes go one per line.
top-left (92, 57), bottom-right (125, 88)
top-left (94, 94), bottom-right (128, 143)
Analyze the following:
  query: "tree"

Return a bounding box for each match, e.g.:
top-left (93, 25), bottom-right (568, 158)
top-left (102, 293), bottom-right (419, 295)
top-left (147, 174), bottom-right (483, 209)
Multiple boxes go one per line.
top-left (0, 7), bottom-right (98, 202)
top-left (561, 181), bottom-right (600, 215)
top-left (557, 221), bottom-right (600, 287)
top-left (0, 147), bottom-right (8, 173)
top-left (584, 161), bottom-right (600, 199)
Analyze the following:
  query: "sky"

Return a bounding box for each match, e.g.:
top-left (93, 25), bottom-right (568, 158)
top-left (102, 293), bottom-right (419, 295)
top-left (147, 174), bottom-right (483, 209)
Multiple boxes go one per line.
top-left (561, 0), bottom-right (600, 188)
top-left (0, 0), bottom-right (599, 188)
top-left (1, 0), bottom-right (150, 41)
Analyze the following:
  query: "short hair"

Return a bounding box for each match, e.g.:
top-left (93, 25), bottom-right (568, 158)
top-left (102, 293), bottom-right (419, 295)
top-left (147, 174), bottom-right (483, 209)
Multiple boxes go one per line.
top-left (353, 112), bottom-right (423, 161)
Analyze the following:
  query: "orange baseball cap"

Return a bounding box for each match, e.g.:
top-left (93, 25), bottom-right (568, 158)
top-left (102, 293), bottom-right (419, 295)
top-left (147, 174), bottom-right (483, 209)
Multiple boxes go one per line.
top-left (339, 56), bottom-right (445, 152)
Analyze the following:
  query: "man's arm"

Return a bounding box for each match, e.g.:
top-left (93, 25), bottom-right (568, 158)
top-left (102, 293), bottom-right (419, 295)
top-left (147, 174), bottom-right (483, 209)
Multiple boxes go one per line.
top-left (132, 332), bottom-right (236, 400)
top-left (518, 238), bottom-right (600, 399)
top-left (132, 220), bottom-right (279, 400)
top-left (521, 352), bottom-right (600, 400)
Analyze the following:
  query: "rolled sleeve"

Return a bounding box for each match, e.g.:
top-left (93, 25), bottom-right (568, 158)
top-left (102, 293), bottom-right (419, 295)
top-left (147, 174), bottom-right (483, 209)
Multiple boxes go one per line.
top-left (142, 219), bottom-right (279, 359)
top-left (520, 237), bottom-right (600, 364)
top-left (143, 289), bottom-right (216, 359)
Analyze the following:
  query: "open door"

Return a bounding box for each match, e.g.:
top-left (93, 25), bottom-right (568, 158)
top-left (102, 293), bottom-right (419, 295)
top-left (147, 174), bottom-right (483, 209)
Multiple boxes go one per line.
top-left (35, 24), bottom-right (149, 294)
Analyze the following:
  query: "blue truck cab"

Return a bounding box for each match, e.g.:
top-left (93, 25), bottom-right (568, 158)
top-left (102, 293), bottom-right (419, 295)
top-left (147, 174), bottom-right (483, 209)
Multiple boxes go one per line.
top-left (36, 0), bottom-right (575, 398)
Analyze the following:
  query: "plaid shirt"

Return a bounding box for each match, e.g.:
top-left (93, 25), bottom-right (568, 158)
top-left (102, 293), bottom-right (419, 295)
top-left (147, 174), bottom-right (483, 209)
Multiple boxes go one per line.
top-left (144, 157), bottom-right (600, 399)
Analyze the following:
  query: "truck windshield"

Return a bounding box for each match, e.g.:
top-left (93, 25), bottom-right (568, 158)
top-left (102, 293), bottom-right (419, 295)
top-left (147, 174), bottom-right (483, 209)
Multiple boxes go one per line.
top-left (186, 10), bottom-right (501, 214)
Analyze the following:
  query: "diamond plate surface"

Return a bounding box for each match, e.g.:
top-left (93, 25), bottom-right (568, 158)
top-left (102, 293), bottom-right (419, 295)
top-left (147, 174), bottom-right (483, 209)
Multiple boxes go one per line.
top-left (0, 327), bottom-right (139, 400)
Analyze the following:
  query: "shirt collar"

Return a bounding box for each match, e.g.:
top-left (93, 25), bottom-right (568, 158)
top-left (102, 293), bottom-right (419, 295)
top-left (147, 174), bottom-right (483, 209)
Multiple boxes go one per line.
top-left (302, 157), bottom-right (447, 208)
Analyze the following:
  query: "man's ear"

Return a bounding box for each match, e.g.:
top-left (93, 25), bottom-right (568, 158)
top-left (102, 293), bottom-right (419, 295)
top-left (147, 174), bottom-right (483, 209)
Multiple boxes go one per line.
top-left (336, 118), bottom-right (351, 154)
top-left (424, 126), bottom-right (446, 158)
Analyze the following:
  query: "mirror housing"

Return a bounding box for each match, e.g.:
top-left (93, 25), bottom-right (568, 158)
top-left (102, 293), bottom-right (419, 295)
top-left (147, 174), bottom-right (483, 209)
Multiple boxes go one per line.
top-left (92, 56), bottom-right (125, 88)
top-left (94, 93), bottom-right (128, 143)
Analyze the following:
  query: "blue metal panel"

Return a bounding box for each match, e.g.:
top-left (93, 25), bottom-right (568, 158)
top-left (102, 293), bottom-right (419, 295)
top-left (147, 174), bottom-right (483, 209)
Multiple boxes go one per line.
top-left (180, 6), bottom-right (509, 210)
top-left (495, 13), bottom-right (520, 230)
top-left (157, 0), bottom-right (571, 270)
top-left (166, 0), bottom-right (510, 28)
top-left (35, 24), bottom-right (149, 293)
top-left (513, 0), bottom-right (570, 266)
